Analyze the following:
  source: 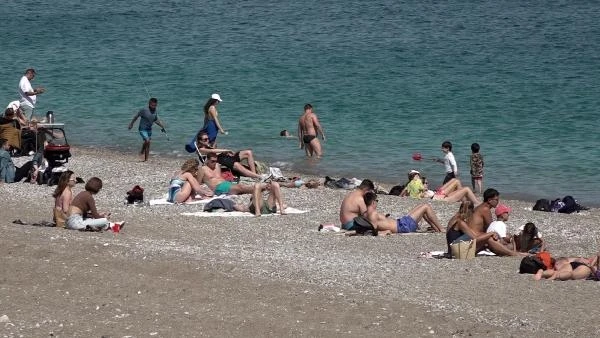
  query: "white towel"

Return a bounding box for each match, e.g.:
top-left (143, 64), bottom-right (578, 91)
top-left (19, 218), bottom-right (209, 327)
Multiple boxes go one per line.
top-left (149, 194), bottom-right (230, 206)
top-left (182, 207), bottom-right (307, 217)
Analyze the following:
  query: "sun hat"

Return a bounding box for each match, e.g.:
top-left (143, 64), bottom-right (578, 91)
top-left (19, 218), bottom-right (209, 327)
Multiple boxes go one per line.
top-left (495, 204), bottom-right (512, 216)
top-left (211, 93), bottom-right (222, 102)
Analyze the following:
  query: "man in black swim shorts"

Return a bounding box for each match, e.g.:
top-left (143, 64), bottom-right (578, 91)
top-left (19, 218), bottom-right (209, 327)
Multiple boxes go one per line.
top-left (298, 103), bottom-right (325, 158)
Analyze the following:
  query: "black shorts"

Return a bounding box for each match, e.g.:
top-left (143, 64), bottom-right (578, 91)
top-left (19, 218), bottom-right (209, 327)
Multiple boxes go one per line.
top-left (217, 152), bottom-right (241, 170)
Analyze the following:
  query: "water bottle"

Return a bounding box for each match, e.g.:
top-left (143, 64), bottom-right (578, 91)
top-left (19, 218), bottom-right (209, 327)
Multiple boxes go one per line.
top-left (46, 111), bottom-right (54, 123)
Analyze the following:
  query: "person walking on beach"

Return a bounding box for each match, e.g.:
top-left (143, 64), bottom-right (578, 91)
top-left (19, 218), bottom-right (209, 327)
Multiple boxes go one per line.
top-left (18, 68), bottom-right (45, 120)
top-left (128, 98), bottom-right (166, 162)
top-left (470, 143), bottom-right (484, 194)
top-left (436, 141), bottom-right (457, 184)
top-left (339, 179), bottom-right (375, 230)
top-left (298, 103), bottom-right (325, 158)
top-left (201, 93), bottom-right (227, 146)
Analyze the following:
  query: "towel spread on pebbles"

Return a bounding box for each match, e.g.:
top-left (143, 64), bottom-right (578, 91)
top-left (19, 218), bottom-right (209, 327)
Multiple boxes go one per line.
top-left (181, 207), bottom-right (307, 217)
top-left (149, 195), bottom-right (231, 205)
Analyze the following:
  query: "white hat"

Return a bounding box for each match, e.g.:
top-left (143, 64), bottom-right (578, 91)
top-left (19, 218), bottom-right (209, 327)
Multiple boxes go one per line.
top-left (211, 93), bottom-right (222, 102)
top-left (409, 169), bottom-right (420, 175)
top-left (6, 100), bottom-right (20, 111)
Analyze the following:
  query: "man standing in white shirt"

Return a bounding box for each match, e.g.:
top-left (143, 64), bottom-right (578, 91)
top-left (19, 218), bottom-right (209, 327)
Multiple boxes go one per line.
top-left (18, 68), bottom-right (45, 120)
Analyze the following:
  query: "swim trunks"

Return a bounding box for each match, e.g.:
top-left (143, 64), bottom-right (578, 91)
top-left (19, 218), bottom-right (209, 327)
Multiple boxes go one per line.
top-left (341, 220), bottom-right (356, 231)
top-left (249, 200), bottom-right (277, 215)
top-left (139, 129), bottom-right (152, 141)
top-left (302, 134), bottom-right (316, 144)
top-left (396, 215), bottom-right (418, 233)
top-left (167, 177), bottom-right (185, 203)
top-left (214, 181), bottom-right (234, 195)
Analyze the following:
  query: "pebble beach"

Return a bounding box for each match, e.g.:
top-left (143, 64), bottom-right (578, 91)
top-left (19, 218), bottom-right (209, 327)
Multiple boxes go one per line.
top-left (1, 147), bottom-right (600, 337)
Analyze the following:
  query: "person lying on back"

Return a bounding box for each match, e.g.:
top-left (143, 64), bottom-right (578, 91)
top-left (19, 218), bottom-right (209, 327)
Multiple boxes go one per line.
top-left (363, 192), bottom-right (444, 234)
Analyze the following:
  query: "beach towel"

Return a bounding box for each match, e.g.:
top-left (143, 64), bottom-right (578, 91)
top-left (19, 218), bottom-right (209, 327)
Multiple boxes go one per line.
top-left (181, 207), bottom-right (307, 217)
top-left (149, 194), bottom-right (230, 206)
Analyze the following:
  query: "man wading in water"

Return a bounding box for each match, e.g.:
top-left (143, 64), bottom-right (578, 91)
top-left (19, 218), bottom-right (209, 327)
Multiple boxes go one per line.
top-left (297, 103), bottom-right (325, 158)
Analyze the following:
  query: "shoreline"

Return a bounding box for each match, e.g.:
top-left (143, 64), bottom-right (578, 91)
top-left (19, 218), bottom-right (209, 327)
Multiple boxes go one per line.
top-left (73, 144), bottom-right (597, 208)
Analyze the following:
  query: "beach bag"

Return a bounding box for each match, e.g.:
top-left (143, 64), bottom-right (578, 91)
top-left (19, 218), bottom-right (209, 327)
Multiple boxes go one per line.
top-left (126, 185), bottom-right (144, 204)
top-left (352, 216), bottom-right (378, 236)
top-left (450, 239), bottom-right (476, 259)
top-left (533, 199), bottom-right (551, 212)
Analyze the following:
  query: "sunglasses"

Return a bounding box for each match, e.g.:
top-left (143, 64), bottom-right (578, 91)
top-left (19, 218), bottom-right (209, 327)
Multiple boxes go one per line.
top-left (200, 138), bottom-right (209, 141)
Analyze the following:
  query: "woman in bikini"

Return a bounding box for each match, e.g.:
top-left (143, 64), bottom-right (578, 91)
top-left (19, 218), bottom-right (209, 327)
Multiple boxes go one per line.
top-left (52, 170), bottom-right (75, 228)
top-left (534, 255), bottom-right (599, 281)
top-left (430, 178), bottom-right (480, 204)
top-left (167, 158), bottom-right (213, 203)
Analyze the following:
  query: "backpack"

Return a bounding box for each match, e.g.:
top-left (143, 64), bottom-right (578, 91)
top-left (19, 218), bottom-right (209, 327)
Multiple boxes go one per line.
top-left (352, 216), bottom-right (378, 236)
top-left (126, 185), bottom-right (144, 204)
top-left (388, 185), bottom-right (404, 196)
top-left (558, 195), bottom-right (578, 214)
top-left (532, 199), bottom-right (551, 212)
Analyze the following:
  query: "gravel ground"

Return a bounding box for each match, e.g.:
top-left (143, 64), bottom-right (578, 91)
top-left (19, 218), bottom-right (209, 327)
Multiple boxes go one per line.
top-left (1, 147), bottom-right (599, 337)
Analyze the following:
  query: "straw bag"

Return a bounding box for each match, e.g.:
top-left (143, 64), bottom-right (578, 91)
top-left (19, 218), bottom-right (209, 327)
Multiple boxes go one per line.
top-left (450, 239), bottom-right (476, 259)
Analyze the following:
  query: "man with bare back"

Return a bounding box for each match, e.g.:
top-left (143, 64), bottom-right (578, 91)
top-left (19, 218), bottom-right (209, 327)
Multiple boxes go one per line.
top-left (454, 188), bottom-right (523, 256)
top-left (298, 103), bottom-right (325, 158)
top-left (339, 179), bottom-right (375, 230)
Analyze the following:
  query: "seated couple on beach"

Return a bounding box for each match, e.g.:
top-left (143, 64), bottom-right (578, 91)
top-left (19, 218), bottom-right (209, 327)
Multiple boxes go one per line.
top-left (402, 170), bottom-right (479, 204)
top-left (446, 188), bottom-right (525, 257)
top-left (194, 131), bottom-right (266, 180)
top-left (339, 179), bottom-right (443, 235)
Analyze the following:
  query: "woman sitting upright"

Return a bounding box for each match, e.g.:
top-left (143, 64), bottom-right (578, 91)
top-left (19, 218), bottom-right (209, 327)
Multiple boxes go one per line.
top-left (52, 170), bottom-right (75, 228)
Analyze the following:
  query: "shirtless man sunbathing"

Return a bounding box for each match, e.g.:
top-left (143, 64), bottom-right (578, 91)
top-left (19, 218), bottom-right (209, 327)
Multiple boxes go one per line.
top-left (197, 152), bottom-right (284, 202)
top-left (339, 179), bottom-right (375, 230)
top-left (453, 188), bottom-right (524, 256)
top-left (363, 192), bottom-right (444, 234)
top-left (195, 131), bottom-right (263, 179)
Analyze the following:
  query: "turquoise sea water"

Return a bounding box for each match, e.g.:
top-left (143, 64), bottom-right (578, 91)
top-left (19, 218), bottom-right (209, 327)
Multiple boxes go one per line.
top-left (1, 0), bottom-right (599, 205)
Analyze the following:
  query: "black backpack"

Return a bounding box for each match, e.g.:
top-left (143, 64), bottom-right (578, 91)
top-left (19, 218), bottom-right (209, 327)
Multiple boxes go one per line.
top-left (558, 195), bottom-right (576, 214)
top-left (388, 185), bottom-right (404, 196)
top-left (533, 199), bottom-right (551, 212)
top-left (126, 185), bottom-right (144, 204)
top-left (353, 216), bottom-right (378, 236)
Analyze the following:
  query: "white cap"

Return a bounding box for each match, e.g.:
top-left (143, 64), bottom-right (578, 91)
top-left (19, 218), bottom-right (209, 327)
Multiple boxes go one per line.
top-left (409, 169), bottom-right (420, 175)
top-left (211, 93), bottom-right (222, 102)
top-left (6, 100), bottom-right (20, 111)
